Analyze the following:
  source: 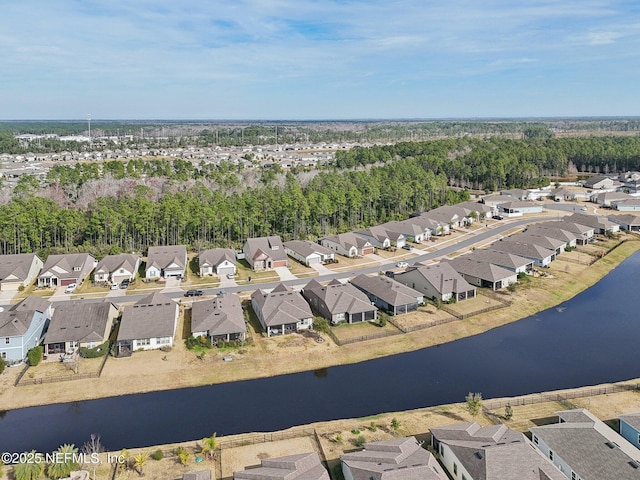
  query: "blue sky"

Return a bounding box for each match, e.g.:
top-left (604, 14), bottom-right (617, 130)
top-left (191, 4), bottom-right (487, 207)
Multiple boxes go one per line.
top-left (1, 0), bottom-right (639, 119)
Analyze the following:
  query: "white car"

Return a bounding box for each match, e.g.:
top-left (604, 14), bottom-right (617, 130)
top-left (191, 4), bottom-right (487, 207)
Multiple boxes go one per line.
top-left (396, 262), bottom-right (408, 268)
top-left (64, 283), bottom-right (77, 293)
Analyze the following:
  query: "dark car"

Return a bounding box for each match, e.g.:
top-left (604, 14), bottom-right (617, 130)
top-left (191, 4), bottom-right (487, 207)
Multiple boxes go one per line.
top-left (402, 244), bottom-right (412, 250)
top-left (120, 279), bottom-right (130, 289)
top-left (493, 215), bottom-right (504, 221)
top-left (184, 290), bottom-right (204, 297)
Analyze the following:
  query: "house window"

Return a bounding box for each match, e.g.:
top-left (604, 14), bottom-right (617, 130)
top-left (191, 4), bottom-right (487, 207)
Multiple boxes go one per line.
top-left (571, 473), bottom-right (576, 480)
top-left (157, 337), bottom-right (171, 345)
top-left (135, 339), bottom-right (150, 346)
top-left (549, 450), bottom-right (554, 461)
top-left (0, 352), bottom-right (6, 359)
top-left (5, 337), bottom-right (9, 344)
top-left (533, 435), bottom-right (538, 444)
top-left (439, 444), bottom-right (444, 457)
top-left (453, 463), bottom-right (457, 475)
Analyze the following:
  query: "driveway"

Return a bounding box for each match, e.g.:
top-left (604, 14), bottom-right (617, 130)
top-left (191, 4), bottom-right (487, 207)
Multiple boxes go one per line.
top-left (310, 263), bottom-right (333, 275)
top-left (0, 289), bottom-right (17, 305)
top-left (161, 277), bottom-right (183, 293)
top-left (219, 276), bottom-right (238, 289)
top-left (364, 253), bottom-right (387, 265)
top-left (274, 266), bottom-right (297, 281)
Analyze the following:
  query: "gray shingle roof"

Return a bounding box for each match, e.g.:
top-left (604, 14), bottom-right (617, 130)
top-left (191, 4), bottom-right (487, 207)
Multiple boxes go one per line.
top-left (530, 409), bottom-right (640, 480)
top-left (466, 249), bottom-right (534, 270)
top-left (397, 263), bottom-right (474, 296)
top-left (524, 225), bottom-right (578, 244)
top-left (244, 236), bottom-right (288, 262)
top-left (489, 241), bottom-right (555, 261)
top-left (566, 213), bottom-right (618, 232)
top-left (0, 296), bottom-right (50, 337)
top-left (198, 248), bottom-right (236, 268)
top-left (303, 279), bottom-right (376, 316)
top-left (234, 452), bottom-right (329, 480)
top-left (445, 257), bottom-right (517, 283)
top-left (320, 232), bottom-right (372, 251)
top-left (350, 274), bottom-right (422, 307)
top-left (39, 253), bottom-right (95, 282)
top-left (610, 214), bottom-right (640, 226)
top-left (94, 253), bottom-right (139, 278)
top-left (619, 411), bottom-right (640, 431)
top-left (45, 301), bottom-right (116, 344)
top-left (341, 436), bottom-right (447, 480)
top-left (191, 293), bottom-right (246, 337)
top-left (502, 233), bottom-right (565, 251)
top-left (283, 240), bottom-right (333, 259)
top-left (117, 292), bottom-right (178, 341)
top-left (251, 284), bottom-right (313, 327)
top-left (146, 245), bottom-right (187, 271)
top-left (0, 253), bottom-right (41, 283)
top-left (431, 423), bottom-right (565, 480)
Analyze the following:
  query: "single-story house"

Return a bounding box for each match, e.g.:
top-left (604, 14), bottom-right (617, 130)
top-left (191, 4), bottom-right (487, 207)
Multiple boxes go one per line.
top-left (319, 232), bottom-right (374, 257)
top-left (409, 214), bottom-right (450, 236)
top-left (116, 292), bottom-right (179, 357)
top-left (38, 253), bottom-right (96, 287)
top-left (0, 253), bottom-right (43, 291)
top-left (145, 245), bottom-right (188, 279)
top-left (94, 253), bottom-right (140, 284)
top-left (445, 257), bottom-right (518, 291)
top-left (466, 249), bottom-right (534, 275)
top-left (381, 219), bottom-right (431, 243)
top-left (350, 274), bottom-right (424, 315)
top-left (524, 225), bottom-right (578, 248)
top-left (489, 240), bottom-right (556, 267)
top-left (593, 191), bottom-right (632, 207)
top-left (393, 263), bottom-right (476, 302)
top-left (497, 201), bottom-right (544, 217)
top-left (538, 220), bottom-right (594, 245)
top-left (341, 436), bottom-right (448, 480)
top-left (251, 283), bottom-right (314, 336)
top-left (481, 194), bottom-right (515, 208)
top-left (284, 240), bottom-right (335, 266)
top-left (609, 214), bottom-right (640, 232)
top-left (355, 226), bottom-right (406, 249)
top-left (302, 279), bottom-right (377, 324)
top-left (420, 207), bottom-right (463, 228)
top-left (0, 296), bottom-right (51, 364)
top-left (500, 188), bottom-right (532, 200)
top-left (549, 187), bottom-right (576, 202)
top-left (234, 452), bottom-right (329, 480)
top-left (242, 235), bottom-right (288, 271)
top-left (197, 248), bottom-right (236, 277)
top-left (566, 213), bottom-right (621, 234)
top-left (619, 412), bottom-right (640, 450)
top-left (191, 292), bottom-right (246, 344)
top-left (503, 233), bottom-right (567, 255)
top-left (431, 422), bottom-right (565, 480)
top-left (583, 174), bottom-right (615, 190)
top-left (454, 201), bottom-right (494, 220)
top-left (44, 301), bottom-right (118, 355)
top-left (611, 198), bottom-right (640, 211)
top-left (530, 409), bottom-right (640, 480)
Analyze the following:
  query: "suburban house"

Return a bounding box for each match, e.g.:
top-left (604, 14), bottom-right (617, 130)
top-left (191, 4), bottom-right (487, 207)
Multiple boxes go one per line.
top-left (549, 187), bottom-right (575, 201)
top-left (611, 198), bottom-right (640, 211)
top-left (497, 200), bottom-right (543, 217)
top-left (489, 241), bottom-right (556, 267)
top-left (466, 249), bottom-right (534, 275)
top-left (145, 245), bottom-right (188, 279)
top-left (481, 194), bottom-right (515, 208)
top-left (355, 226), bottom-right (406, 249)
top-left (191, 292), bottom-right (246, 344)
top-left (593, 191), bottom-right (632, 207)
top-left (242, 235), bottom-right (288, 271)
top-left (380, 219), bottom-right (431, 243)
top-left (410, 214), bottom-right (450, 236)
top-left (319, 232), bottom-right (374, 257)
top-left (37, 253), bottom-right (96, 287)
top-left (430, 422), bottom-right (565, 480)
top-left (350, 274), bottom-right (424, 315)
top-left (583, 174), bottom-right (615, 190)
top-left (619, 412), bottom-right (640, 450)
top-left (566, 213), bottom-right (621, 234)
top-left (455, 201), bottom-right (494, 220)
top-left (538, 220), bottom-right (594, 245)
top-left (94, 253), bottom-right (140, 284)
top-left (393, 263), bottom-right (476, 302)
top-left (116, 292), bottom-right (179, 357)
top-left (524, 224), bottom-right (578, 248)
top-left (502, 233), bottom-right (567, 255)
top-left (251, 283), bottom-right (314, 336)
top-left (500, 188), bottom-right (532, 200)
top-left (420, 206), bottom-right (463, 228)
top-left (530, 409), bottom-right (640, 480)
top-left (341, 436), bottom-right (448, 480)
top-left (233, 452), bottom-right (329, 480)
top-left (44, 301), bottom-right (118, 355)
top-left (444, 257), bottom-right (517, 290)
top-left (0, 253), bottom-right (43, 291)
top-left (0, 296), bottom-right (51, 364)
top-left (284, 240), bottom-right (335, 266)
top-left (609, 214), bottom-right (640, 232)
top-left (302, 279), bottom-right (377, 324)
top-left (197, 248), bottom-right (237, 277)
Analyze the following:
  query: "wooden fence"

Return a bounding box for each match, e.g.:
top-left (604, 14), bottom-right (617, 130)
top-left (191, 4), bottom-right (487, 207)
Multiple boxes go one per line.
top-left (16, 353), bottom-right (110, 386)
top-left (326, 327), bottom-right (402, 346)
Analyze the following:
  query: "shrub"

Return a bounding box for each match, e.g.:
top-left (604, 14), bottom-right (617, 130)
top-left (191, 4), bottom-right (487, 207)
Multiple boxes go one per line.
top-left (504, 405), bottom-right (513, 420)
top-left (0, 357), bottom-right (7, 374)
top-left (151, 449), bottom-right (164, 461)
top-left (377, 313), bottom-right (388, 327)
top-left (312, 317), bottom-right (330, 334)
top-left (79, 341), bottom-right (109, 358)
top-left (18, 285), bottom-right (25, 292)
top-left (369, 421), bottom-right (377, 432)
top-left (351, 429), bottom-right (360, 435)
top-left (27, 346), bottom-right (43, 366)
top-left (355, 435), bottom-right (366, 447)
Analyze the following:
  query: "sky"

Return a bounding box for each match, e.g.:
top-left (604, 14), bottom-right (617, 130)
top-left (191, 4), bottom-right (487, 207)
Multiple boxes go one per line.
top-left (1, 0), bottom-right (640, 120)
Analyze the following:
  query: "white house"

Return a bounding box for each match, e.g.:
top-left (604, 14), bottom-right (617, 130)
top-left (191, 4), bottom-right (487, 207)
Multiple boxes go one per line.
top-left (94, 253), bottom-right (140, 284)
top-left (319, 232), bottom-right (374, 258)
top-left (283, 240), bottom-right (335, 266)
top-left (197, 248), bottom-right (236, 277)
top-left (0, 253), bottom-right (43, 291)
top-left (145, 245), bottom-right (188, 279)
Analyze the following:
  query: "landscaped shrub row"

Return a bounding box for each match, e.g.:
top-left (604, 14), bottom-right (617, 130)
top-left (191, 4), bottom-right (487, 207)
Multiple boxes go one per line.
top-left (79, 341), bottom-right (110, 358)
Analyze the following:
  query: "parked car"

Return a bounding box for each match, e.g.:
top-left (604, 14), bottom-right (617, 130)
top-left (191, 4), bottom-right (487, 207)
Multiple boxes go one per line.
top-left (64, 283), bottom-right (77, 294)
top-left (110, 283), bottom-right (118, 290)
top-left (384, 271), bottom-right (395, 278)
top-left (226, 272), bottom-right (235, 279)
top-left (493, 215), bottom-right (504, 220)
top-left (184, 290), bottom-right (204, 297)
top-left (402, 244), bottom-right (412, 251)
top-left (120, 279), bottom-right (130, 289)
top-left (396, 261), bottom-right (408, 268)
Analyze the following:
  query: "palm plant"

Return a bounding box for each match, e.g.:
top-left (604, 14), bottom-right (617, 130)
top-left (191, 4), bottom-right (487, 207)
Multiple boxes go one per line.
top-left (200, 433), bottom-right (218, 461)
top-left (133, 452), bottom-right (148, 476)
top-left (14, 451), bottom-right (44, 480)
top-left (47, 444), bottom-right (79, 480)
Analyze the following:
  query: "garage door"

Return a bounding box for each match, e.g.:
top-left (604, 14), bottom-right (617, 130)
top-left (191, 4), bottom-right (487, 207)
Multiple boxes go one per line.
top-left (217, 266), bottom-right (235, 277)
top-left (0, 282), bottom-right (21, 291)
top-left (306, 256), bottom-right (321, 265)
top-left (61, 279), bottom-right (76, 286)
